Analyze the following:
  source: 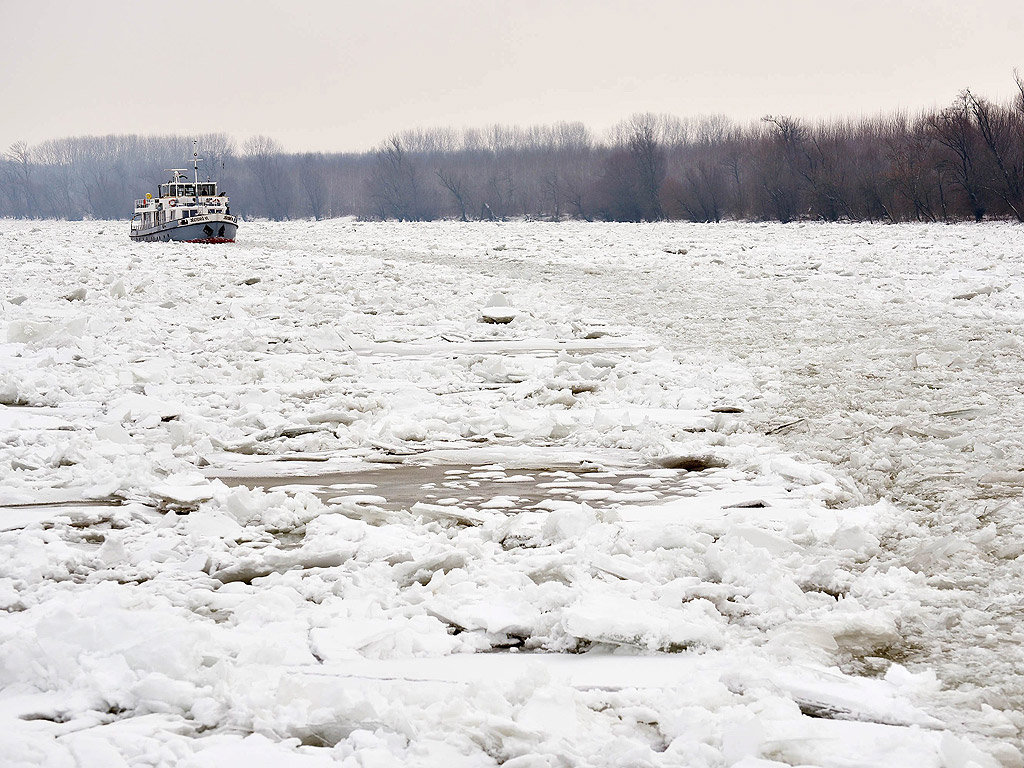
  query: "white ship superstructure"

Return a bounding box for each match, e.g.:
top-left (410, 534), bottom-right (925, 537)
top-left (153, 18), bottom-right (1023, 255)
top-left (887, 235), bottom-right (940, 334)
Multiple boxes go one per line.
top-left (130, 141), bottom-right (238, 243)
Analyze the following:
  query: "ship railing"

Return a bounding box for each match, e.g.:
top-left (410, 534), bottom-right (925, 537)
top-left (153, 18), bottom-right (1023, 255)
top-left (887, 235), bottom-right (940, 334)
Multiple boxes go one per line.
top-left (138, 197), bottom-right (226, 207)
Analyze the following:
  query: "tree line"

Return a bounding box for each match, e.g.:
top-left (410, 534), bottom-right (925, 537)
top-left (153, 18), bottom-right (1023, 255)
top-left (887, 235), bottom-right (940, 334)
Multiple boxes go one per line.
top-left (3, 77), bottom-right (1024, 224)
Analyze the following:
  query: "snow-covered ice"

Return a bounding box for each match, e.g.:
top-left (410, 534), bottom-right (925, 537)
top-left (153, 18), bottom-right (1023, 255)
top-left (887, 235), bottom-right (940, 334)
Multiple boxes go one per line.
top-left (1, 219), bottom-right (1022, 766)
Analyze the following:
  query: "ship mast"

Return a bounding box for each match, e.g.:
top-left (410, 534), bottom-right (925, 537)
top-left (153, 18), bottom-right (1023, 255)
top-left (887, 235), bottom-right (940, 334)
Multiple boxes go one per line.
top-left (192, 139), bottom-right (202, 187)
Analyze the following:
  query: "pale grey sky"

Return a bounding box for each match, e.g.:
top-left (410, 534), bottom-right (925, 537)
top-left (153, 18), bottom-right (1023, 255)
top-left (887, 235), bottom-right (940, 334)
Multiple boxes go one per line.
top-left (2, 0), bottom-right (1022, 153)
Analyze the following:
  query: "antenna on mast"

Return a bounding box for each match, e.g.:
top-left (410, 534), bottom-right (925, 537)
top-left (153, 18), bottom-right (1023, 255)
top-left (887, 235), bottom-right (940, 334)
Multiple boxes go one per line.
top-left (192, 139), bottom-right (203, 186)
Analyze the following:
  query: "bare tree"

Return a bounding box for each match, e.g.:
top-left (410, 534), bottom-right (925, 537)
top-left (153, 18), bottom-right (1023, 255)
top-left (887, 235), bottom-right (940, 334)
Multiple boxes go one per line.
top-left (35, 138), bottom-right (78, 218)
top-left (964, 89), bottom-right (1024, 221)
top-left (368, 135), bottom-right (424, 220)
top-left (625, 113), bottom-right (666, 220)
top-left (929, 94), bottom-right (988, 221)
top-left (436, 167), bottom-right (470, 221)
top-left (297, 152), bottom-right (329, 219)
top-left (243, 135), bottom-right (291, 219)
top-left (754, 116), bottom-right (806, 221)
top-left (4, 141), bottom-right (37, 216)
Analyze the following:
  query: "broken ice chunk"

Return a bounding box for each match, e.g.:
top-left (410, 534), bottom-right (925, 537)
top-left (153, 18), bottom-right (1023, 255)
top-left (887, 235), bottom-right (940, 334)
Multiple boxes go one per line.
top-left (563, 594), bottom-right (726, 651)
top-left (479, 292), bottom-right (517, 324)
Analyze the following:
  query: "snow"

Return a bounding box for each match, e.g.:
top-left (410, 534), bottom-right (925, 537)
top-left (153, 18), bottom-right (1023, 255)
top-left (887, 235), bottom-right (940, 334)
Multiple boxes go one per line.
top-left (1, 218), bottom-right (1022, 766)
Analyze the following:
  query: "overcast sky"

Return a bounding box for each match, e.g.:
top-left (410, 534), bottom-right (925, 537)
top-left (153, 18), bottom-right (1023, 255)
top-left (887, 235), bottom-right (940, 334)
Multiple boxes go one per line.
top-left (2, 0), bottom-right (1023, 153)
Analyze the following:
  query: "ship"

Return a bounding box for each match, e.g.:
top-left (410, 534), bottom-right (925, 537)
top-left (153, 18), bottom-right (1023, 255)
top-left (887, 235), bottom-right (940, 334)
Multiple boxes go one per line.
top-left (129, 140), bottom-right (238, 243)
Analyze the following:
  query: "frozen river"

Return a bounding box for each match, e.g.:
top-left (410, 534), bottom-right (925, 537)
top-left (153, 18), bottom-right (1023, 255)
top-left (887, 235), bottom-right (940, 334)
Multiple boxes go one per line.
top-left (1, 219), bottom-right (1022, 767)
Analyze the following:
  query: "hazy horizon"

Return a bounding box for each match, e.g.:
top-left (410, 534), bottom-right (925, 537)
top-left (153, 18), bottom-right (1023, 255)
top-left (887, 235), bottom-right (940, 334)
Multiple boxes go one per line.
top-left (3, 0), bottom-right (1023, 154)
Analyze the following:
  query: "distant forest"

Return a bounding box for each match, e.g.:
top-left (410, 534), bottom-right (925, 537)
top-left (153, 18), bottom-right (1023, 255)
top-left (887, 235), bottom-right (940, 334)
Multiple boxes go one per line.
top-left (4, 78), bottom-right (1024, 224)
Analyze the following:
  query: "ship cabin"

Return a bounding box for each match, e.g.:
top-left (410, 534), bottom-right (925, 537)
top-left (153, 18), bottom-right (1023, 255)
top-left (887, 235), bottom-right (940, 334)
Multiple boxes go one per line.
top-left (159, 181), bottom-right (220, 198)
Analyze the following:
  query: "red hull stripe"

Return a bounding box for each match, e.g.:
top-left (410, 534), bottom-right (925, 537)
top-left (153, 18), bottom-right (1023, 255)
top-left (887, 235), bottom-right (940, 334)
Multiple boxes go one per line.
top-left (183, 238), bottom-right (235, 244)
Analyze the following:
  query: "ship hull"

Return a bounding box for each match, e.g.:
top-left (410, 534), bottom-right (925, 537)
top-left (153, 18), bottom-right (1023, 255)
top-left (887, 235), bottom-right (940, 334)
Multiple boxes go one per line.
top-left (130, 215), bottom-right (238, 243)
